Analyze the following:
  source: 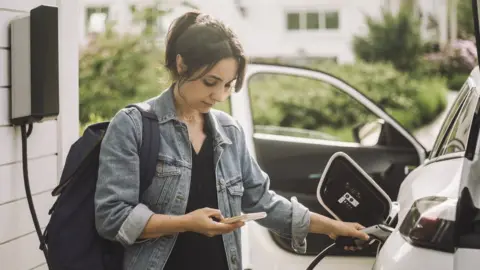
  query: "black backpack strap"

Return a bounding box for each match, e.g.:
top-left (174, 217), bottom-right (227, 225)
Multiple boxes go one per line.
top-left (125, 104), bottom-right (160, 198)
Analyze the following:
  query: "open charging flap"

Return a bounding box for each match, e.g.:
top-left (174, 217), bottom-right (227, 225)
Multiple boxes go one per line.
top-left (316, 152), bottom-right (392, 227)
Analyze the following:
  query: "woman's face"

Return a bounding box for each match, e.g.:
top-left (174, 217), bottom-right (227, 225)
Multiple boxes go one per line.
top-left (177, 57), bottom-right (238, 114)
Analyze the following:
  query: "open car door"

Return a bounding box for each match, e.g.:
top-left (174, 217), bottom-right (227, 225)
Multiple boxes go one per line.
top-left (453, 1), bottom-right (480, 268)
top-left (231, 63), bottom-right (427, 260)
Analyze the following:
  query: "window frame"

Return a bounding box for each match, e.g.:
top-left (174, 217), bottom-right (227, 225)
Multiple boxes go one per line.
top-left (428, 80), bottom-right (477, 161)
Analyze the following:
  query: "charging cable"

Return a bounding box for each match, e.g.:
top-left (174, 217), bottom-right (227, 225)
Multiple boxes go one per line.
top-left (306, 224), bottom-right (394, 270)
top-left (305, 242), bottom-right (336, 270)
top-left (20, 124), bottom-right (51, 268)
top-left (306, 236), bottom-right (370, 270)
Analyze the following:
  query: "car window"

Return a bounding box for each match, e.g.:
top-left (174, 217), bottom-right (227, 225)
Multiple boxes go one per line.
top-left (429, 82), bottom-right (476, 158)
top-left (247, 73), bottom-right (378, 143)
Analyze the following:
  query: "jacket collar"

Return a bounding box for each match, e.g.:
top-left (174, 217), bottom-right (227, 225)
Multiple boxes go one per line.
top-left (152, 85), bottom-right (232, 147)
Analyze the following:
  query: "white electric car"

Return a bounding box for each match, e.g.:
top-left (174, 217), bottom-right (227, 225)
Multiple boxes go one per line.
top-left (229, 2), bottom-right (480, 266)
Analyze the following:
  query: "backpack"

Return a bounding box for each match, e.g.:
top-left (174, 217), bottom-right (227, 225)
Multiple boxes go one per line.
top-left (29, 104), bottom-right (160, 270)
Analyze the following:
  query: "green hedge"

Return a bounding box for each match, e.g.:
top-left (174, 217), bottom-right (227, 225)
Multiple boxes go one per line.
top-left (79, 32), bottom-right (170, 132)
top-left (447, 73), bottom-right (469, 91)
top-left (247, 61), bottom-right (447, 141)
top-left (317, 61), bottom-right (448, 131)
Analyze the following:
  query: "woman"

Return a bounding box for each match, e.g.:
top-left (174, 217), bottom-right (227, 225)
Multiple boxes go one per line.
top-left (94, 11), bottom-right (369, 270)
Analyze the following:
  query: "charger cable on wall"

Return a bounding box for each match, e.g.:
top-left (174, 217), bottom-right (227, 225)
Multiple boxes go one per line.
top-left (21, 123), bottom-right (51, 269)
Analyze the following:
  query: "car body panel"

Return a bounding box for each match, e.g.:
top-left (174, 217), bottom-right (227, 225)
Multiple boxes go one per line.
top-left (373, 231), bottom-right (453, 270)
top-left (247, 222), bottom-right (375, 270)
top-left (395, 155), bottom-right (464, 225)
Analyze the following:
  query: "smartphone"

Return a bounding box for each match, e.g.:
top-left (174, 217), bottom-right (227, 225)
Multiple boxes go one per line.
top-left (221, 212), bottom-right (267, 224)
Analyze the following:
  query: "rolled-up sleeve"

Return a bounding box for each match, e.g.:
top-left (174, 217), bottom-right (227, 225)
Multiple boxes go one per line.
top-left (235, 123), bottom-right (311, 254)
top-left (94, 109), bottom-right (154, 247)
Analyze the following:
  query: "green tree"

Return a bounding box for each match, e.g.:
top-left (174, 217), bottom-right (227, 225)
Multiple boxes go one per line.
top-left (79, 32), bottom-right (169, 125)
top-left (353, 5), bottom-right (424, 72)
top-left (79, 4), bottom-right (172, 127)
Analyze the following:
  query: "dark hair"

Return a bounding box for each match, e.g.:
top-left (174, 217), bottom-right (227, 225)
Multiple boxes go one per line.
top-left (165, 11), bottom-right (246, 92)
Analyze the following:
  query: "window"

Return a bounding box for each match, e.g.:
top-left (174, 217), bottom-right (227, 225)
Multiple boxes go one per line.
top-left (429, 82), bottom-right (477, 158)
top-left (440, 90), bottom-right (477, 155)
top-left (287, 13), bottom-right (300, 30)
top-left (86, 7), bottom-right (109, 34)
top-left (306, 12), bottom-right (319, 29)
top-left (286, 11), bottom-right (340, 31)
top-left (248, 73), bottom-right (377, 143)
top-left (325, 11), bottom-right (339, 29)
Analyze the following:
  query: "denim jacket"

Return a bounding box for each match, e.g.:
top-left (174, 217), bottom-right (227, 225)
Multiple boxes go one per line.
top-left (94, 87), bottom-right (311, 270)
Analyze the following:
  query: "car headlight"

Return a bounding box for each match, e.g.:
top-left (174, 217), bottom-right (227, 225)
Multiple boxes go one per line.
top-left (399, 196), bottom-right (457, 253)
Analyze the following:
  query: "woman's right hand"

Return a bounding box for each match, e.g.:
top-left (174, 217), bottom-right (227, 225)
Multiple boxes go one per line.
top-left (183, 207), bottom-right (245, 237)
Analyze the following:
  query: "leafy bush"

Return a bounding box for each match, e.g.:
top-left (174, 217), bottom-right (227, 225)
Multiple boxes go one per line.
top-left (422, 39), bottom-right (477, 90)
top-left (318, 61), bottom-right (448, 129)
top-left (447, 73), bottom-right (469, 91)
top-left (353, 7), bottom-right (424, 72)
top-left (79, 31), bottom-right (170, 126)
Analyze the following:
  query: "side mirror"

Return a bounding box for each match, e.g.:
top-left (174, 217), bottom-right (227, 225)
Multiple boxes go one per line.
top-left (353, 119), bottom-right (384, 146)
top-left (316, 152), bottom-right (392, 227)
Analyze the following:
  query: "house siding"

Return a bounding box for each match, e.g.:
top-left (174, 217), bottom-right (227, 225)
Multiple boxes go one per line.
top-left (0, 0), bottom-right (79, 269)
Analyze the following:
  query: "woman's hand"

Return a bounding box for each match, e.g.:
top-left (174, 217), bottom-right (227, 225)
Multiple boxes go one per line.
top-left (327, 220), bottom-right (369, 240)
top-left (309, 212), bottom-right (369, 251)
top-left (327, 220), bottom-right (369, 251)
top-left (183, 207), bottom-right (245, 237)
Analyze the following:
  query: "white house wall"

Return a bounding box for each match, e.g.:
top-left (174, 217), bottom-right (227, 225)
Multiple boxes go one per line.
top-left (226, 0), bottom-right (387, 63)
top-left (79, 0), bottom-right (388, 63)
top-left (0, 0), bottom-right (79, 269)
top-left (79, 0), bottom-right (450, 63)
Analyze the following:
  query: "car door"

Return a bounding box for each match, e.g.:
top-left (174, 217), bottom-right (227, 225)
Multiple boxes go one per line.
top-left (453, 1), bottom-right (480, 268)
top-left (231, 63), bottom-right (427, 257)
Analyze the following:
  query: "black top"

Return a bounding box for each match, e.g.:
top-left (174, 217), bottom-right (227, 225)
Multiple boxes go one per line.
top-left (164, 115), bottom-right (229, 270)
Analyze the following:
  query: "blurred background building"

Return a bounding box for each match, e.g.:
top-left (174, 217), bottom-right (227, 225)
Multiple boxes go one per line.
top-left (78, 0), bottom-right (451, 64)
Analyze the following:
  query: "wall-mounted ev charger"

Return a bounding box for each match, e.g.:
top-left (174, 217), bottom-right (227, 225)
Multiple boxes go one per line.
top-left (10, 5), bottom-right (59, 125)
top-left (9, 5), bottom-right (59, 269)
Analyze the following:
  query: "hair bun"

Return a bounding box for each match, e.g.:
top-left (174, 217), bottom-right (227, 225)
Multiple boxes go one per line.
top-left (165, 11), bottom-right (201, 70)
